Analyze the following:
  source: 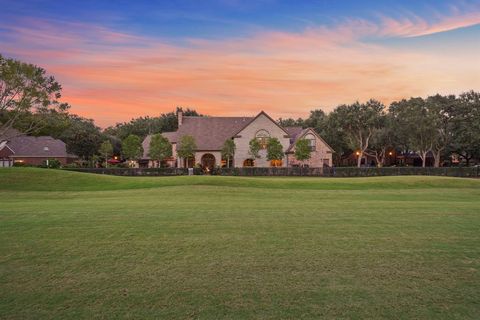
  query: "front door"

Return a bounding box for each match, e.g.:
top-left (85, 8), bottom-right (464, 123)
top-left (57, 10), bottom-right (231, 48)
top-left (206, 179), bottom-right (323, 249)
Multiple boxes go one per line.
top-left (201, 154), bottom-right (216, 171)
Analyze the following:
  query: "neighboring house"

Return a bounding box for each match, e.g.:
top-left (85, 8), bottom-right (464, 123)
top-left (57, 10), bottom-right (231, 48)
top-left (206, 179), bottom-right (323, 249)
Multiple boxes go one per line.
top-left (0, 129), bottom-right (77, 167)
top-left (141, 111), bottom-right (333, 169)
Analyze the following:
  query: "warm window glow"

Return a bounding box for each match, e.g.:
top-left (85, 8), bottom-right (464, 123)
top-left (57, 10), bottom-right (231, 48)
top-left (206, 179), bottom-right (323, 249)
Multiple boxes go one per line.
top-left (270, 159), bottom-right (282, 167)
top-left (243, 159), bottom-right (255, 167)
top-left (255, 130), bottom-right (270, 149)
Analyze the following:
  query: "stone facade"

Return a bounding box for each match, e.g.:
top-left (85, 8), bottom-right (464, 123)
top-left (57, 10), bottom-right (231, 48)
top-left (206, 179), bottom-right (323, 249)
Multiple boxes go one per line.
top-left (286, 129), bottom-right (333, 167)
top-left (142, 111), bottom-right (334, 169)
top-left (233, 113), bottom-right (290, 167)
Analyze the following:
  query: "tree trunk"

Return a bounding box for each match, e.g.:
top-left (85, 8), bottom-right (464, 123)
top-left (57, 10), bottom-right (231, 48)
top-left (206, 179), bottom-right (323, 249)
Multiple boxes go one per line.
top-left (357, 151), bottom-right (362, 168)
top-left (433, 150), bottom-right (441, 168)
top-left (421, 152), bottom-right (427, 168)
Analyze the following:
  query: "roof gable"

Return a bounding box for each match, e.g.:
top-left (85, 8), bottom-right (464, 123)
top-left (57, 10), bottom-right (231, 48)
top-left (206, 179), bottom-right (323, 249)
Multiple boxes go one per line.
top-left (285, 127), bottom-right (334, 153)
top-left (234, 111), bottom-right (289, 137)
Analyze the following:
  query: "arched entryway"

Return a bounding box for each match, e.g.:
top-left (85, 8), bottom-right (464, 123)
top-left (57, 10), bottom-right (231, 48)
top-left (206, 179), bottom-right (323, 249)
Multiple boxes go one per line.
top-left (201, 153), bottom-right (216, 170)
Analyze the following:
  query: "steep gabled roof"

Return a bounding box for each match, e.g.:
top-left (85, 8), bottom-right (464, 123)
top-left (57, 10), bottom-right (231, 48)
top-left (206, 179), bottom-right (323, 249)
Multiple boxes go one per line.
top-left (233, 111), bottom-right (289, 137)
top-left (285, 127), bottom-right (335, 153)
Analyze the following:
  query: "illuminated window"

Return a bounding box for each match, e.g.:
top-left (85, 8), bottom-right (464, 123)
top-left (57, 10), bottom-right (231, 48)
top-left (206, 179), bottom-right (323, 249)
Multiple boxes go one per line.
top-left (243, 159), bottom-right (255, 167)
top-left (255, 130), bottom-right (270, 149)
top-left (305, 133), bottom-right (316, 151)
top-left (270, 159), bottom-right (283, 167)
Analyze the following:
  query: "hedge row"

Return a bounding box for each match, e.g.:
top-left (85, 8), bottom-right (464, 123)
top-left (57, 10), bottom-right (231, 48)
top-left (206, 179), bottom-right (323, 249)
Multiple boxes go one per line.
top-left (64, 166), bottom-right (480, 177)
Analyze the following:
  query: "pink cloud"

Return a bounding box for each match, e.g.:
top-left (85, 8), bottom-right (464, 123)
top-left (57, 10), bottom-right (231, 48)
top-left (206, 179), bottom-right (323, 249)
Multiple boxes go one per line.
top-left (1, 10), bottom-right (480, 127)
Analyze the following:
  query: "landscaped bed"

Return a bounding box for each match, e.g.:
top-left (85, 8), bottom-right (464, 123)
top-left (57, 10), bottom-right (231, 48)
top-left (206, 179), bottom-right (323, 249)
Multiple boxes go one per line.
top-left (1, 168), bottom-right (479, 319)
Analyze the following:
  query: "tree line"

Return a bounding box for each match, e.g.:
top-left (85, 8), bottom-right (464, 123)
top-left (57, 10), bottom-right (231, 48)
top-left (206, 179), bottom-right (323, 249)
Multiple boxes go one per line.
top-left (2, 54), bottom-right (479, 168)
top-left (279, 93), bottom-right (480, 167)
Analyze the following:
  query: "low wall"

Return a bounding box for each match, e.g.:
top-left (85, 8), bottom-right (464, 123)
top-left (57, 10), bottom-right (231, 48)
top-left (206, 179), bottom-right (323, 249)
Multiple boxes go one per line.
top-left (64, 167), bottom-right (202, 176)
top-left (64, 166), bottom-right (480, 177)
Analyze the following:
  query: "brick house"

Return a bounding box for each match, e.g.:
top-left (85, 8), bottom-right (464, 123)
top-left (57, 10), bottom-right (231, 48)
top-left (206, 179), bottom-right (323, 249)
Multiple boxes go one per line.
top-left (0, 130), bottom-right (77, 167)
top-left (141, 111), bottom-right (333, 169)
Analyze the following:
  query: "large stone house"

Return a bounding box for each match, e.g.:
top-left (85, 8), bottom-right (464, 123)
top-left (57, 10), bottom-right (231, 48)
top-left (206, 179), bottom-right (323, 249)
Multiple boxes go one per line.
top-left (0, 129), bottom-right (77, 167)
top-left (141, 111), bottom-right (333, 168)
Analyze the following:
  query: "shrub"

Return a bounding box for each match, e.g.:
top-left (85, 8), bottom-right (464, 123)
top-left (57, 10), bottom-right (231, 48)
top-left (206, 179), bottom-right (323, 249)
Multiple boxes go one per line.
top-left (42, 158), bottom-right (62, 169)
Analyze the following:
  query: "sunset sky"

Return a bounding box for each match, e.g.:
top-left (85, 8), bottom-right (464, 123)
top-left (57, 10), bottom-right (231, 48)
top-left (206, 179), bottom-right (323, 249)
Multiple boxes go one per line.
top-left (1, 0), bottom-right (480, 127)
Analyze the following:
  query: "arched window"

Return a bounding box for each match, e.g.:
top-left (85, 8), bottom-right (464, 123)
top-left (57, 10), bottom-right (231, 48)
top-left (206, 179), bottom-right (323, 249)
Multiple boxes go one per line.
top-left (305, 133), bottom-right (316, 151)
top-left (270, 159), bottom-right (283, 167)
top-left (255, 130), bottom-right (270, 149)
top-left (243, 159), bottom-right (255, 167)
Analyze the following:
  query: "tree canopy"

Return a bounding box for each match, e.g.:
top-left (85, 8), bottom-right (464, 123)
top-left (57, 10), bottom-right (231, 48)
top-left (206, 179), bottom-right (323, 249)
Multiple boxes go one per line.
top-left (0, 54), bottom-right (69, 139)
top-left (122, 134), bottom-right (143, 161)
top-left (177, 135), bottom-right (197, 160)
top-left (294, 138), bottom-right (312, 164)
top-left (221, 139), bottom-right (236, 168)
top-left (248, 138), bottom-right (261, 160)
top-left (334, 100), bottom-right (386, 167)
top-left (148, 134), bottom-right (172, 167)
top-left (266, 137), bottom-right (284, 161)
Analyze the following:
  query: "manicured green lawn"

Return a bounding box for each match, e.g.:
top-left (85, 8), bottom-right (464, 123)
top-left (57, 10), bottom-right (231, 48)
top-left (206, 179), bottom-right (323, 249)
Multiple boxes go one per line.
top-left (1, 168), bottom-right (479, 319)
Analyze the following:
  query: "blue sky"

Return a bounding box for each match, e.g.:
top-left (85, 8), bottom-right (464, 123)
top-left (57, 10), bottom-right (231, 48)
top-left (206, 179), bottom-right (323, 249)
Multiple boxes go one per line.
top-left (2, 0), bottom-right (477, 39)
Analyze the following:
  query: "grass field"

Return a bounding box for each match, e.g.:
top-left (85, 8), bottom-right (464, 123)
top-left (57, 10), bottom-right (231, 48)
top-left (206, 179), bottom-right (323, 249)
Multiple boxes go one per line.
top-left (1, 168), bottom-right (479, 319)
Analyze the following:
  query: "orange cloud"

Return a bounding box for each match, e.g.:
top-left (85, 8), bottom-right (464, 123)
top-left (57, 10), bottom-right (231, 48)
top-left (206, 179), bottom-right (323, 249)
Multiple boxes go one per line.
top-left (1, 10), bottom-right (480, 127)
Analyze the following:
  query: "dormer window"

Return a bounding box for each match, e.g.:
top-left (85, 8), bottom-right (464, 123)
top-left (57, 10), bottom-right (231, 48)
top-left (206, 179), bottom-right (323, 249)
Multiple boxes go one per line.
top-left (43, 146), bottom-right (49, 151)
top-left (255, 130), bottom-right (270, 149)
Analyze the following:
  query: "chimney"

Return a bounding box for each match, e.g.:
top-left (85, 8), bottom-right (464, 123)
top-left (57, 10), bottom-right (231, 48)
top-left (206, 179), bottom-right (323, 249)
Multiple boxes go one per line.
top-left (178, 110), bottom-right (183, 127)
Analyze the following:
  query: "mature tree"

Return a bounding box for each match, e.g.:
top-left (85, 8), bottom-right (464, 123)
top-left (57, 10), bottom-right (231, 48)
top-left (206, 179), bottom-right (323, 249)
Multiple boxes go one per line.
top-left (248, 138), bottom-right (262, 161)
top-left (425, 94), bottom-right (456, 167)
top-left (294, 138), bottom-right (312, 166)
top-left (363, 113), bottom-right (397, 167)
top-left (61, 115), bottom-right (104, 160)
top-left (0, 109), bottom-right (71, 138)
top-left (334, 100), bottom-right (386, 167)
top-left (221, 139), bottom-right (236, 168)
top-left (0, 54), bottom-right (69, 138)
top-left (266, 137), bottom-right (284, 164)
top-left (98, 140), bottom-right (114, 168)
top-left (316, 112), bottom-right (347, 165)
top-left (450, 91), bottom-right (480, 165)
top-left (177, 135), bottom-right (197, 167)
top-left (104, 108), bottom-right (203, 140)
top-left (390, 98), bottom-right (437, 167)
top-left (304, 109), bottom-right (328, 131)
top-left (148, 133), bottom-right (172, 168)
top-left (122, 134), bottom-right (143, 163)
top-left (277, 117), bottom-right (305, 127)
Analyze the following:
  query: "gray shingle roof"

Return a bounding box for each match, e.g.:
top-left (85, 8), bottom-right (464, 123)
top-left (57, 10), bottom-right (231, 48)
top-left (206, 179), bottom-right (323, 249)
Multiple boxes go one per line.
top-left (177, 116), bottom-right (254, 150)
top-left (142, 116), bottom-right (254, 158)
top-left (2, 134), bottom-right (75, 158)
